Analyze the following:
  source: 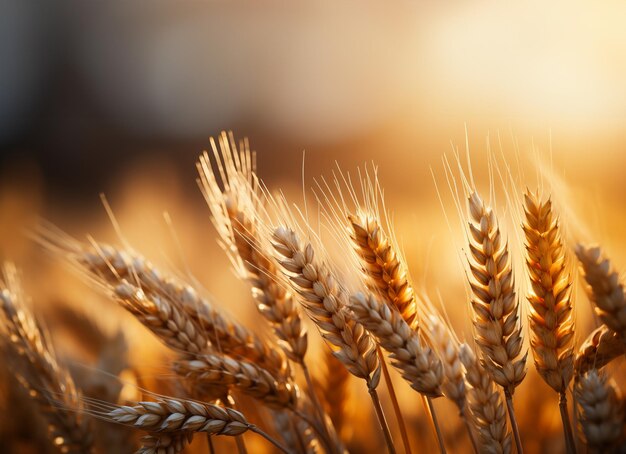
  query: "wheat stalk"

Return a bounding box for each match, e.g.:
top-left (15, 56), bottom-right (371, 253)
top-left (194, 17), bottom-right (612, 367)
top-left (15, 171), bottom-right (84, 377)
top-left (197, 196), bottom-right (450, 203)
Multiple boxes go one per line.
top-left (522, 192), bottom-right (576, 452)
top-left (173, 354), bottom-right (298, 410)
top-left (459, 343), bottom-right (512, 454)
top-left (575, 245), bottom-right (626, 342)
top-left (0, 265), bottom-right (93, 453)
top-left (574, 370), bottom-right (624, 453)
top-left (275, 410), bottom-right (321, 454)
top-left (466, 191), bottom-right (526, 453)
top-left (575, 325), bottom-right (625, 376)
top-left (197, 132), bottom-right (308, 364)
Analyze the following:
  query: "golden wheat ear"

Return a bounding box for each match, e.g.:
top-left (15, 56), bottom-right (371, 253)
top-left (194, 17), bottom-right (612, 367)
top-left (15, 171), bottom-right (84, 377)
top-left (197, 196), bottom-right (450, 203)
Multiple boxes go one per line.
top-left (459, 343), bottom-right (512, 454)
top-left (575, 325), bottom-right (625, 376)
top-left (0, 264), bottom-right (93, 453)
top-left (197, 132), bottom-right (308, 364)
top-left (575, 370), bottom-right (624, 453)
top-left (575, 244), bottom-right (626, 342)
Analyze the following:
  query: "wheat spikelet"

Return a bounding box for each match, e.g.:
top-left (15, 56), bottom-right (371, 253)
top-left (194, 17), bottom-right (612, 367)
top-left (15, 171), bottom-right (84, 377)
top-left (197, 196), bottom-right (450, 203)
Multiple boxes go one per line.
top-left (522, 192), bottom-right (575, 393)
top-left (0, 265), bottom-right (93, 453)
top-left (576, 245), bottom-right (626, 341)
top-left (197, 132), bottom-right (308, 363)
top-left (271, 226), bottom-right (381, 388)
top-left (138, 432), bottom-right (193, 454)
top-left (349, 213), bottom-right (419, 329)
top-left (173, 354), bottom-right (298, 410)
top-left (467, 191), bottom-right (527, 395)
top-left (574, 370), bottom-right (624, 452)
top-left (459, 343), bottom-right (512, 454)
top-left (575, 325), bottom-right (626, 376)
top-left (65, 241), bottom-right (288, 377)
top-left (350, 292), bottom-right (443, 397)
top-left (108, 397), bottom-right (251, 436)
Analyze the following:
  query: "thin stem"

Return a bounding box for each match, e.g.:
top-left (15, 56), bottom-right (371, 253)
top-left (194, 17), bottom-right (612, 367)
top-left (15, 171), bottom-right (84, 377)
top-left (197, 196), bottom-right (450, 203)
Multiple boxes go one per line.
top-left (207, 434), bottom-right (215, 454)
top-left (378, 347), bottom-right (412, 454)
top-left (426, 397), bottom-right (447, 454)
top-left (504, 390), bottom-right (523, 454)
top-left (572, 380), bottom-right (582, 453)
top-left (249, 425), bottom-right (291, 454)
top-left (460, 407), bottom-right (478, 454)
top-left (301, 362), bottom-right (336, 451)
top-left (369, 387), bottom-right (397, 454)
top-left (559, 392), bottom-right (576, 454)
top-left (293, 406), bottom-right (337, 454)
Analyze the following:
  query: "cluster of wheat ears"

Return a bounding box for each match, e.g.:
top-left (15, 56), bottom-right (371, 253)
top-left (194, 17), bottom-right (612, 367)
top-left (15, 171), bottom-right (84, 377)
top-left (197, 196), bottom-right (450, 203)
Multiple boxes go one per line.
top-left (1, 132), bottom-right (625, 454)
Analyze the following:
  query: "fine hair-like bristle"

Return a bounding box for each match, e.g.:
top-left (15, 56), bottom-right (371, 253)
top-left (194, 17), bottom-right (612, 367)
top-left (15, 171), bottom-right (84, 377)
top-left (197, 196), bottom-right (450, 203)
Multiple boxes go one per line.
top-left (467, 191), bottom-right (527, 395)
top-left (459, 343), bottom-right (512, 454)
top-left (350, 292), bottom-right (443, 397)
top-left (574, 370), bottom-right (624, 452)
top-left (522, 191), bottom-right (575, 393)
top-left (575, 245), bottom-right (626, 341)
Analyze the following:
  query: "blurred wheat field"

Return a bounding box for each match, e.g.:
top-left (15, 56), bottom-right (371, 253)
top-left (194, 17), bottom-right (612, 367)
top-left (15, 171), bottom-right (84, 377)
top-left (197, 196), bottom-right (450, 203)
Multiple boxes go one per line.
top-left (0, 131), bottom-right (624, 454)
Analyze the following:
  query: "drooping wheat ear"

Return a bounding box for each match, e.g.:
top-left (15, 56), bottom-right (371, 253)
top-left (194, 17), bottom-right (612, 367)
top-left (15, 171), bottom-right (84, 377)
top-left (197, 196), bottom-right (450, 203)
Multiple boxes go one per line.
top-left (574, 370), bottom-right (624, 453)
top-left (459, 343), bottom-right (512, 454)
top-left (272, 226), bottom-right (380, 388)
top-left (349, 213), bottom-right (419, 330)
top-left (350, 292), bottom-right (442, 397)
top-left (575, 245), bottom-right (626, 341)
top-left (197, 133), bottom-right (308, 363)
top-left (467, 191), bottom-right (527, 395)
top-left (0, 266), bottom-right (93, 453)
top-left (138, 432), bottom-right (193, 454)
top-left (523, 192), bottom-right (575, 394)
top-left (575, 325), bottom-right (626, 376)
top-left (70, 242), bottom-right (288, 377)
top-left (107, 397), bottom-right (289, 453)
top-left (114, 280), bottom-right (209, 355)
top-left (173, 354), bottom-right (298, 410)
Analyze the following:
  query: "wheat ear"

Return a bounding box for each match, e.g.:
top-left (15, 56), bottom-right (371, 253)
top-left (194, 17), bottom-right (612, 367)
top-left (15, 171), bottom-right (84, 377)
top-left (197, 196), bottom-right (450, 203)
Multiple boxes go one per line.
top-left (197, 134), bottom-right (307, 363)
top-left (173, 354), bottom-right (298, 410)
top-left (72, 242), bottom-right (288, 377)
top-left (575, 325), bottom-right (625, 376)
top-left (459, 343), bottom-right (512, 454)
top-left (349, 213), bottom-right (419, 329)
top-left (522, 192), bottom-right (576, 452)
top-left (575, 245), bottom-right (626, 342)
top-left (574, 370), bottom-right (624, 453)
top-left (0, 266), bottom-right (93, 453)
top-left (271, 227), bottom-right (398, 453)
top-left (106, 397), bottom-right (289, 453)
top-left (466, 191), bottom-right (526, 453)
top-left (425, 314), bottom-right (477, 452)
top-left (350, 292), bottom-right (443, 397)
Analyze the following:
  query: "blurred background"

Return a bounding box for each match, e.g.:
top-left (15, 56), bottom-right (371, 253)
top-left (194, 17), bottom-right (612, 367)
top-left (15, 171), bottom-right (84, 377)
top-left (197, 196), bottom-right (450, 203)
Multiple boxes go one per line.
top-left (1, 1), bottom-right (626, 452)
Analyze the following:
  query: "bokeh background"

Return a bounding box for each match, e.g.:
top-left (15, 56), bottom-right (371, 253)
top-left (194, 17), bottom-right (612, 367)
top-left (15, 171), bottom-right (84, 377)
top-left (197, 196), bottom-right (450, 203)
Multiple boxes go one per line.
top-left (1, 1), bottom-right (626, 452)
